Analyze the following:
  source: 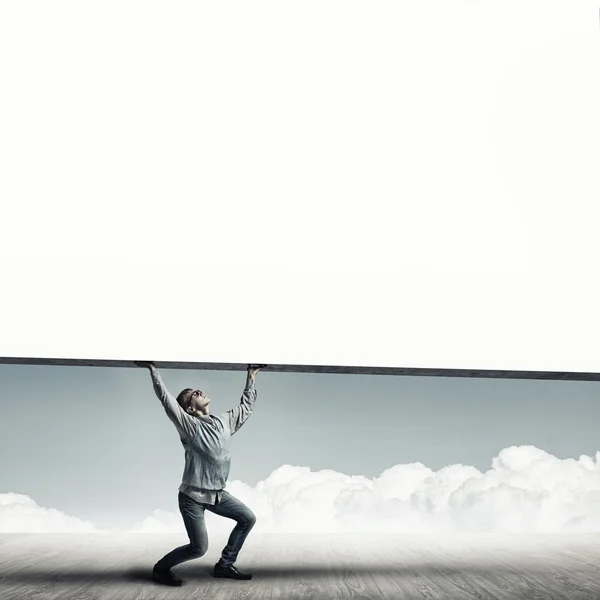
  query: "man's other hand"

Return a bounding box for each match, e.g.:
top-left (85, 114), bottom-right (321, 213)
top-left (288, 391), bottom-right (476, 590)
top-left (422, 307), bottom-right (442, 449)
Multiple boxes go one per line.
top-left (247, 364), bottom-right (267, 379)
top-left (134, 361), bottom-right (156, 370)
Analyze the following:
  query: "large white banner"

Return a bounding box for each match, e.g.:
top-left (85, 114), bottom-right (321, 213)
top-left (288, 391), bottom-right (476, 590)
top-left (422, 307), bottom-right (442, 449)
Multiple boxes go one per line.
top-left (1, 1), bottom-right (599, 374)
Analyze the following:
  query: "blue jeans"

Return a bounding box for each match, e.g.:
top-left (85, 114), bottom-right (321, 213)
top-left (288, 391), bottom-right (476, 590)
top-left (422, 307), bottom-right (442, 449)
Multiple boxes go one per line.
top-left (155, 491), bottom-right (257, 570)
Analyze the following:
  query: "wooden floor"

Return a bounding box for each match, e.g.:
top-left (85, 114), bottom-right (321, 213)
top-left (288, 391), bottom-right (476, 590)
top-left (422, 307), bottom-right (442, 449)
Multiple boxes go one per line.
top-left (1, 532), bottom-right (599, 599)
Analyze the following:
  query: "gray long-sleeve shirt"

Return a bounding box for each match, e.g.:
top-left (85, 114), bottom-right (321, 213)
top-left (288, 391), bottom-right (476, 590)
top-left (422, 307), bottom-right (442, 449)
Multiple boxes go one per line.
top-left (150, 368), bottom-right (257, 505)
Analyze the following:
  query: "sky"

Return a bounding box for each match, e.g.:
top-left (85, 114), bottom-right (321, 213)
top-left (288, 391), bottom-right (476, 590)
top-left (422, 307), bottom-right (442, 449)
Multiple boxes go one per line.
top-left (1, 363), bottom-right (600, 534)
top-left (1, 0), bottom-right (600, 538)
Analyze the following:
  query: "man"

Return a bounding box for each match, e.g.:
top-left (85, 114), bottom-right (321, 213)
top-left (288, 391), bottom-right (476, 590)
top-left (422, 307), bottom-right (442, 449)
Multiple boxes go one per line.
top-left (134, 361), bottom-right (266, 587)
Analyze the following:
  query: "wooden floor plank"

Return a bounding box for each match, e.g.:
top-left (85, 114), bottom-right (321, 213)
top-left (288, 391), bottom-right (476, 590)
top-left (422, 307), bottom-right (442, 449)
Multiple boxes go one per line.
top-left (1, 533), bottom-right (600, 600)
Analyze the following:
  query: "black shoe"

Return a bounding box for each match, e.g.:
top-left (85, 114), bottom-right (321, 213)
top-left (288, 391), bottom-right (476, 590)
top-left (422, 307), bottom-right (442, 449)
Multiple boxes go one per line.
top-left (213, 563), bottom-right (252, 580)
top-left (152, 565), bottom-right (183, 586)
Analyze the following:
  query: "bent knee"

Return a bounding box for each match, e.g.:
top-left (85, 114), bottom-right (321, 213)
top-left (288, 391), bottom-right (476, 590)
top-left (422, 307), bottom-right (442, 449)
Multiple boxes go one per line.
top-left (245, 512), bottom-right (257, 528)
top-left (187, 543), bottom-right (208, 558)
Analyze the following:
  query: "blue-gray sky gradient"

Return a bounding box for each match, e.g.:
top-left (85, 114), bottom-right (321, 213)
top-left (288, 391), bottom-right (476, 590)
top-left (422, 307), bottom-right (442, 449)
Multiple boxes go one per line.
top-left (0, 364), bottom-right (598, 530)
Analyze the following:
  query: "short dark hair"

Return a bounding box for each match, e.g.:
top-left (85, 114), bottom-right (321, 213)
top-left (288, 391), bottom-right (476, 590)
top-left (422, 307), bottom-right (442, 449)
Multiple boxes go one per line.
top-left (177, 388), bottom-right (194, 410)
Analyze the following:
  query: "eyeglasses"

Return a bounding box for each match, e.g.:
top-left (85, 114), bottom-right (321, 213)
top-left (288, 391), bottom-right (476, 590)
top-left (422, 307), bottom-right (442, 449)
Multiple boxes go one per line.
top-left (187, 390), bottom-right (204, 407)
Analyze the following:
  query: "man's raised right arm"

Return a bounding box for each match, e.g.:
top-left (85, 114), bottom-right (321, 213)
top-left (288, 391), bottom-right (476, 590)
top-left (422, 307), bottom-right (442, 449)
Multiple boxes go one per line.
top-left (134, 361), bottom-right (197, 443)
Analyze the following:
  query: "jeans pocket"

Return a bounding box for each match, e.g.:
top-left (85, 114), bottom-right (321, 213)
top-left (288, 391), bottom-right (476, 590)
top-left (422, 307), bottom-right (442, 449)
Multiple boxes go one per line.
top-left (179, 493), bottom-right (206, 514)
top-left (178, 493), bottom-right (194, 510)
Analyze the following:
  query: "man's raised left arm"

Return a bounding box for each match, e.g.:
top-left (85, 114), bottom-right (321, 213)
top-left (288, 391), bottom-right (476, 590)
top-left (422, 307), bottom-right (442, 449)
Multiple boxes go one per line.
top-left (226, 365), bottom-right (266, 434)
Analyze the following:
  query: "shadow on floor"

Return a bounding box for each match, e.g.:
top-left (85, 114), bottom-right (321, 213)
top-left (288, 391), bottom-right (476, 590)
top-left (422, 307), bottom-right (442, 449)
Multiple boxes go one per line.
top-left (0, 561), bottom-right (565, 585)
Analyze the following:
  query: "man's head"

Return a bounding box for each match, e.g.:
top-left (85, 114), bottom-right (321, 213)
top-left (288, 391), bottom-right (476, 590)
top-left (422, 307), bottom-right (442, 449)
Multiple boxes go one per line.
top-left (177, 388), bottom-right (211, 417)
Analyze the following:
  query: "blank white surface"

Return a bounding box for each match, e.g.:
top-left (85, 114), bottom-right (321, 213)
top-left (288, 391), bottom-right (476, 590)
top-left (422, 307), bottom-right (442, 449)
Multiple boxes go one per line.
top-left (1, 1), bottom-right (599, 372)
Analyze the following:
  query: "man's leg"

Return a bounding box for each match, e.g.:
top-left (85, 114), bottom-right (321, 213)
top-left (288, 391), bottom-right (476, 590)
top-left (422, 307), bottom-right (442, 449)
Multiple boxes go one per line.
top-left (206, 490), bottom-right (256, 577)
top-left (153, 492), bottom-right (210, 585)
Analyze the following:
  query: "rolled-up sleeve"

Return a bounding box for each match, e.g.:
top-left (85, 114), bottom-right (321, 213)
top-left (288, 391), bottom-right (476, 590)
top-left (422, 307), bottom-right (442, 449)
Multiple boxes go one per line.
top-left (226, 380), bottom-right (257, 434)
top-left (150, 369), bottom-right (197, 443)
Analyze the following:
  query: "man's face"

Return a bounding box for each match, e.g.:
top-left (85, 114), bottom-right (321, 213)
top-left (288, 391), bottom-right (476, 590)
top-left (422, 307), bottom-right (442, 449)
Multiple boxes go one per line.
top-left (188, 389), bottom-right (210, 413)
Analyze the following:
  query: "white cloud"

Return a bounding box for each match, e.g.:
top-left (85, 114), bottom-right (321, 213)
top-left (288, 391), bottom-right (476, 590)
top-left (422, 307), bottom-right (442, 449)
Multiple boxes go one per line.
top-left (136, 509), bottom-right (185, 533)
top-left (6, 446), bottom-right (600, 534)
top-left (0, 493), bottom-right (97, 533)
top-left (131, 446), bottom-right (600, 535)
